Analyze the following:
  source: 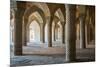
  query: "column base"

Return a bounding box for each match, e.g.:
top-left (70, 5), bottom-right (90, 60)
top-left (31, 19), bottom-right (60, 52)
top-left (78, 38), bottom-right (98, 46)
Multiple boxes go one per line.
top-left (48, 44), bottom-right (52, 47)
top-left (80, 44), bottom-right (86, 49)
top-left (14, 48), bottom-right (23, 56)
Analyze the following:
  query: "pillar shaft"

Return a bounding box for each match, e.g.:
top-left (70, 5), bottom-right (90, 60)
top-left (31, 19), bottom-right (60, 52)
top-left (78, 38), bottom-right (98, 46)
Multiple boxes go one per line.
top-left (27, 28), bottom-right (30, 42)
top-left (23, 26), bottom-right (27, 46)
top-left (85, 24), bottom-right (88, 46)
top-left (48, 16), bottom-right (53, 47)
top-left (80, 15), bottom-right (86, 48)
top-left (23, 18), bottom-right (28, 46)
top-left (76, 24), bottom-right (80, 40)
top-left (53, 26), bottom-right (56, 41)
top-left (48, 24), bottom-right (52, 47)
top-left (87, 23), bottom-right (90, 44)
top-left (65, 5), bottom-right (76, 62)
top-left (62, 25), bottom-right (65, 44)
top-left (14, 10), bottom-right (23, 55)
top-left (40, 23), bottom-right (45, 43)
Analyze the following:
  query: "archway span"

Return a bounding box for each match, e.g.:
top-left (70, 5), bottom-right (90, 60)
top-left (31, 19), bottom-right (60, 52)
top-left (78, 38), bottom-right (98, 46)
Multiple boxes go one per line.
top-left (26, 2), bottom-right (50, 17)
top-left (53, 21), bottom-right (62, 42)
top-left (27, 20), bottom-right (41, 46)
top-left (24, 5), bottom-right (46, 27)
top-left (52, 16), bottom-right (60, 41)
top-left (55, 8), bottom-right (65, 23)
top-left (26, 11), bottom-right (44, 28)
top-left (54, 8), bottom-right (66, 44)
top-left (23, 6), bottom-right (46, 46)
top-left (27, 17), bottom-right (40, 29)
top-left (26, 15), bottom-right (40, 43)
top-left (26, 2), bottom-right (51, 28)
top-left (26, 12), bottom-right (44, 44)
top-left (32, 2), bottom-right (50, 17)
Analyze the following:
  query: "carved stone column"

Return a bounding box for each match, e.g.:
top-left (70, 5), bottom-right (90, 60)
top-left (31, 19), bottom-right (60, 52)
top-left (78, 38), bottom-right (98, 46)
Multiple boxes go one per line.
top-left (48, 16), bottom-right (53, 47)
top-left (40, 23), bottom-right (45, 43)
top-left (62, 24), bottom-right (65, 44)
top-left (53, 25), bottom-right (56, 41)
top-left (80, 15), bottom-right (86, 48)
top-left (14, 10), bottom-right (23, 55)
top-left (65, 5), bottom-right (76, 62)
top-left (23, 19), bottom-right (28, 46)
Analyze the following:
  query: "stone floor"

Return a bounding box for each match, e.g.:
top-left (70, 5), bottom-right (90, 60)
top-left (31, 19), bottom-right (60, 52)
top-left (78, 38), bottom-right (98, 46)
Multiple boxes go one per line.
top-left (23, 46), bottom-right (65, 55)
top-left (10, 47), bottom-right (95, 67)
top-left (10, 41), bottom-right (95, 67)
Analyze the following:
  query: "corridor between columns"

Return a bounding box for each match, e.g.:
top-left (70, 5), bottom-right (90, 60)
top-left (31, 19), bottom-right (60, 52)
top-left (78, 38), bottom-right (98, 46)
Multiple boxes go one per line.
top-left (10, 1), bottom-right (95, 66)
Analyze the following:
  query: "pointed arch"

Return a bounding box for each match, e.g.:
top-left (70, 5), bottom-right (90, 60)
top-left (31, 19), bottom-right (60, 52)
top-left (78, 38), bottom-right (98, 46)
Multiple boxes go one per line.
top-left (29, 11), bottom-right (43, 23)
top-left (28, 20), bottom-right (40, 43)
top-left (55, 8), bottom-right (65, 22)
top-left (32, 2), bottom-right (50, 17)
top-left (24, 5), bottom-right (46, 27)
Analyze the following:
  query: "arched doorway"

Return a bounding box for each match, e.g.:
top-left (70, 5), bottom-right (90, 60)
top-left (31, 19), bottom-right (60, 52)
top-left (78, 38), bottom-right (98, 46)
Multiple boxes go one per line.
top-left (28, 20), bottom-right (40, 46)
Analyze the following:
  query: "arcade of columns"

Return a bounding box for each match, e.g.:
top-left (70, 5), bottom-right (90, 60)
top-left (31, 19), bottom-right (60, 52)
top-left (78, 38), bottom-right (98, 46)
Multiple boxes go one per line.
top-left (10, 1), bottom-right (95, 62)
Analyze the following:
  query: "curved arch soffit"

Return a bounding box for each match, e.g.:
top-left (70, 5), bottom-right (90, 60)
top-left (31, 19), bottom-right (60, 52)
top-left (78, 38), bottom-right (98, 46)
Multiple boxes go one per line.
top-left (26, 2), bottom-right (50, 25)
top-left (55, 8), bottom-right (64, 22)
top-left (24, 5), bottom-right (46, 25)
top-left (28, 20), bottom-right (40, 42)
top-left (27, 17), bottom-right (41, 29)
top-left (32, 2), bottom-right (50, 17)
top-left (29, 11), bottom-right (43, 23)
top-left (29, 20), bottom-right (40, 29)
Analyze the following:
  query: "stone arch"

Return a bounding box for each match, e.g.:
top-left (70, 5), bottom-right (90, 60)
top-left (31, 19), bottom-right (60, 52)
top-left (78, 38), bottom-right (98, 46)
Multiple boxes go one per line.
top-left (55, 8), bottom-right (64, 22)
top-left (23, 5), bottom-right (46, 46)
top-left (26, 2), bottom-right (50, 17)
top-left (28, 20), bottom-right (41, 44)
top-left (26, 12), bottom-right (44, 44)
top-left (26, 15), bottom-right (40, 42)
top-left (52, 16), bottom-right (60, 41)
top-left (24, 5), bottom-right (46, 27)
top-left (31, 2), bottom-right (50, 17)
top-left (26, 11), bottom-right (44, 28)
top-left (53, 8), bottom-right (66, 44)
top-left (27, 3), bottom-right (51, 29)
